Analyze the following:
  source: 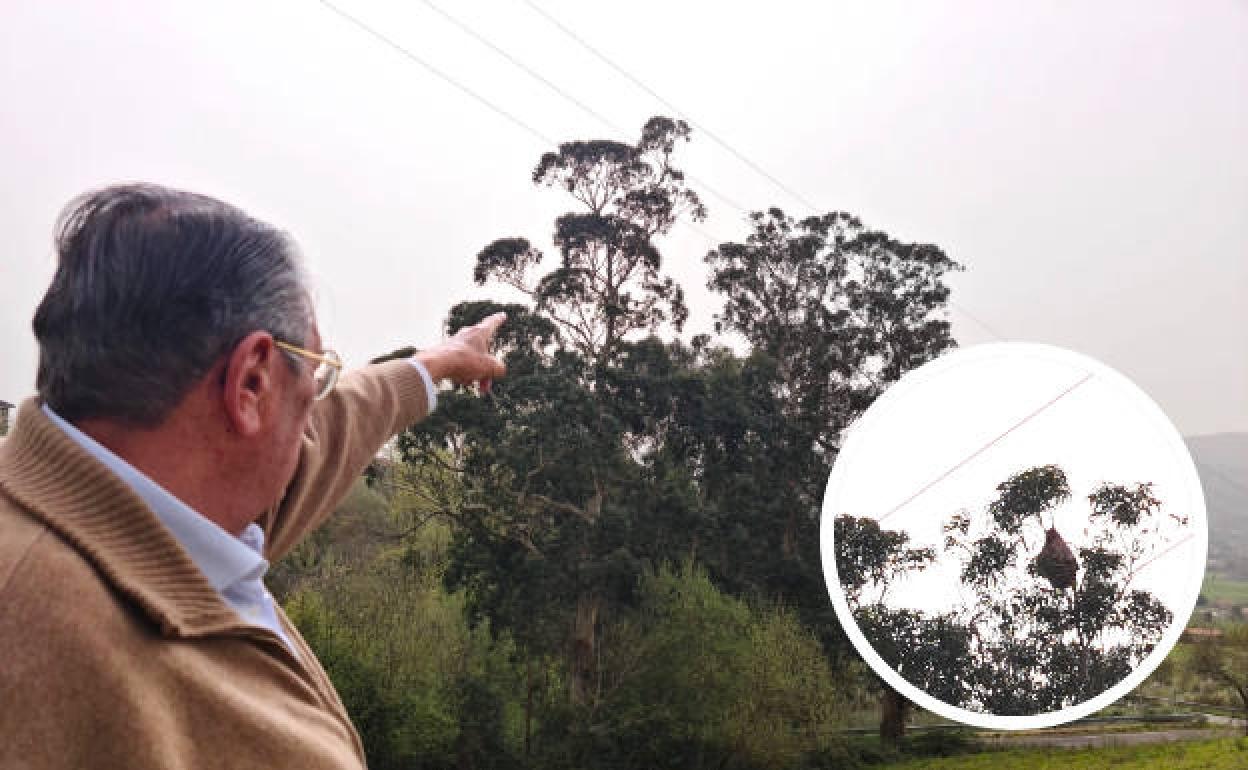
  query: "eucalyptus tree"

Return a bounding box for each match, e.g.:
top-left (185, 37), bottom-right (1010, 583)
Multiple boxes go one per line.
top-left (941, 465), bottom-right (1180, 714)
top-left (397, 118), bottom-right (970, 754)
top-left (834, 464), bottom-right (1183, 724)
top-left (399, 118), bottom-right (706, 725)
top-left (833, 514), bottom-right (957, 743)
top-left (701, 209), bottom-right (962, 656)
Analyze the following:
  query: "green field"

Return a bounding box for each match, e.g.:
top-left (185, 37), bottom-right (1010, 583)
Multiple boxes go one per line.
top-left (1202, 575), bottom-right (1248, 606)
top-left (885, 738), bottom-right (1248, 769)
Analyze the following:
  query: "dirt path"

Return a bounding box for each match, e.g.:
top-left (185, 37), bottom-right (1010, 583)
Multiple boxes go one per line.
top-left (984, 727), bottom-right (1241, 750)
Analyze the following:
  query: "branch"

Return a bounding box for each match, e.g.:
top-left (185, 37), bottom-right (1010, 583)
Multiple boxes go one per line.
top-left (524, 492), bottom-right (593, 523)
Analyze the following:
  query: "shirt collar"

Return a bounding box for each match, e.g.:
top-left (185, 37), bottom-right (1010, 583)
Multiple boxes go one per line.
top-left (41, 404), bottom-right (267, 593)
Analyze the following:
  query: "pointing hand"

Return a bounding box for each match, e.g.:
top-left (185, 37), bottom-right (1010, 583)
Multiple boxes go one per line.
top-left (415, 312), bottom-right (508, 392)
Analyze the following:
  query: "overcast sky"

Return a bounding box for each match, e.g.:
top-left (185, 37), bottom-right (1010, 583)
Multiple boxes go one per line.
top-left (2, 1), bottom-right (1244, 436)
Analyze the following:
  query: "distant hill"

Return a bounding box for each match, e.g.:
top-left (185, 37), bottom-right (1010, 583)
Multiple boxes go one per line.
top-left (1186, 433), bottom-right (1248, 583)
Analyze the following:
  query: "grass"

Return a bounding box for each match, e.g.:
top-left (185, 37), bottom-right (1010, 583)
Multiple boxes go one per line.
top-left (1202, 575), bottom-right (1248, 606)
top-left (880, 737), bottom-right (1248, 769)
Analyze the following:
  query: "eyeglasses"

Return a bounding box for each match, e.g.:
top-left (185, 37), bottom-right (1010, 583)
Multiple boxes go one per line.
top-left (274, 340), bottom-right (342, 400)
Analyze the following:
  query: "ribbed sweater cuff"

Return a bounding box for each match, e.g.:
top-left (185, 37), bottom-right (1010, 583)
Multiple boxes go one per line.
top-left (405, 358), bottom-right (438, 413)
top-left (373, 358), bottom-right (434, 431)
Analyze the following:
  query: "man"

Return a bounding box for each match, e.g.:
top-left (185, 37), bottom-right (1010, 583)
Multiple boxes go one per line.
top-left (0, 183), bottom-right (506, 768)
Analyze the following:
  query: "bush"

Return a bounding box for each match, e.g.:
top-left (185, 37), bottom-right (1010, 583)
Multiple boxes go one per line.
top-left (589, 562), bottom-right (844, 770)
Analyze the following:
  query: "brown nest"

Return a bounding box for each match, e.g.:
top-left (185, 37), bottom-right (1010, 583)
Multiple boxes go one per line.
top-left (1034, 526), bottom-right (1079, 590)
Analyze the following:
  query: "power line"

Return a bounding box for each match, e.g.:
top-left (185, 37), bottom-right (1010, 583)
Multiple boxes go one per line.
top-left (416, 0), bottom-right (617, 137)
top-left (314, 0), bottom-right (734, 245)
top-left (415, 0), bottom-right (750, 216)
top-left (951, 303), bottom-right (1010, 342)
top-left (1132, 533), bottom-right (1196, 578)
top-left (520, 0), bottom-right (823, 215)
top-left (314, 0), bottom-right (552, 146)
top-left (878, 372), bottom-right (1095, 522)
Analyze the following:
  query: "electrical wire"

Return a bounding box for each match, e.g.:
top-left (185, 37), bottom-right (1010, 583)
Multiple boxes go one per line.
top-left (416, 0), bottom-right (750, 216)
top-left (520, 0), bottom-right (822, 215)
top-left (878, 372), bottom-right (1095, 522)
top-left (315, 0), bottom-right (734, 248)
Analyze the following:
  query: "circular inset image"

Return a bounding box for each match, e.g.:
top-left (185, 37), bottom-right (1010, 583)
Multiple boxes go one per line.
top-left (820, 342), bottom-right (1207, 730)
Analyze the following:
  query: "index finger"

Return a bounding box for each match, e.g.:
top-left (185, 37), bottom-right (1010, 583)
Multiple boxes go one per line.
top-left (476, 311), bottom-right (508, 336)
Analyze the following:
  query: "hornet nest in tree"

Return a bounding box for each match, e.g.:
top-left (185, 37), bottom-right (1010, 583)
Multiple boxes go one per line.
top-left (1034, 526), bottom-right (1079, 590)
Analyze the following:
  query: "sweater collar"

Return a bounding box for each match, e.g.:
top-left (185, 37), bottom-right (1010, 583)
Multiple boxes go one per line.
top-left (0, 398), bottom-right (247, 638)
top-left (41, 403), bottom-right (268, 594)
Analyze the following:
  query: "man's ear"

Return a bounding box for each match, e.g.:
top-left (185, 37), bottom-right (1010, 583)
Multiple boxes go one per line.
top-left (222, 331), bottom-right (279, 438)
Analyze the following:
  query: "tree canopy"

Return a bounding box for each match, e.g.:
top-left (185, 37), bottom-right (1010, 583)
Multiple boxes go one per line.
top-left (388, 115), bottom-right (965, 760)
top-left (837, 464), bottom-right (1185, 716)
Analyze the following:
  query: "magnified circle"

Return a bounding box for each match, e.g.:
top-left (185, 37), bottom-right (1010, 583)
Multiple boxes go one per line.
top-left (820, 342), bottom-right (1207, 730)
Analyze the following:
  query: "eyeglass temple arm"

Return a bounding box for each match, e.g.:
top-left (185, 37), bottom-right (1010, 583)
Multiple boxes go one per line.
top-left (274, 340), bottom-right (342, 369)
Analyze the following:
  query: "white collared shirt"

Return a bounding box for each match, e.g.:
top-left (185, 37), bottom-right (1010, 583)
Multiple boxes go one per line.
top-left (41, 357), bottom-right (438, 658)
top-left (44, 404), bottom-right (301, 656)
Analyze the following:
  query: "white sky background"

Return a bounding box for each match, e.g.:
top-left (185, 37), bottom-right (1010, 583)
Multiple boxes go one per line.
top-left (1, 1), bottom-right (1245, 436)
top-left (824, 344), bottom-right (1206, 620)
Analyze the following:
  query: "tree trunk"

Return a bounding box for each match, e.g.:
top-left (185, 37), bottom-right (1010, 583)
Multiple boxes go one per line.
top-left (524, 658), bottom-right (535, 757)
top-left (569, 592), bottom-right (601, 705)
top-left (880, 685), bottom-right (909, 746)
top-left (782, 505), bottom-right (797, 558)
top-left (1238, 685), bottom-right (1248, 736)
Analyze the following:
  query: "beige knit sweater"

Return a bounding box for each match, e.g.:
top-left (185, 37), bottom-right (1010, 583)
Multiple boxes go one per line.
top-left (0, 360), bottom-right (431, 769)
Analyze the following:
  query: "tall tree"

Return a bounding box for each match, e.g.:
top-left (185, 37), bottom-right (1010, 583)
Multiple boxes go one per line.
top-left (941, 465), bottom-right (1181, 714)
top-left (706, 208), bottom-right (961, 456)
top-left (475, 116), bottom-right (703, 367)
top-left (700, 209), bottom-right (961, 649)
top-left (835, 465), bottom-right (1186, 722)
top-left (400, 117), bottom-right (706, 720)
top-left (834, 515), bottom-right (947, 744)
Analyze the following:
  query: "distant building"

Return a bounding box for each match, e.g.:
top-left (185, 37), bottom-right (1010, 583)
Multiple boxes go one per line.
top-left (1181, 627), bottom-right (1224, 644)
top-left (0, 400), bottom-right (13, 437)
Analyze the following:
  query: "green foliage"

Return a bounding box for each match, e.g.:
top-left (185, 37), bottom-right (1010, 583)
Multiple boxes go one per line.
top-left (953, 464), bottom-right (1178, 713)
top-left (986, 464), bottom-right (1071, 534)
top-left (279, 483), bottom-right (525, 770)
top-left (398, 119), bottom-right (713, 717)
top-left (1189, 624), bottom-right (1248, 731)
top-left (834, 515), bottom-right (935, 605)
top-left (268, 478), bottom-right (391, 602)
top-left (478, 116), bottom-right (703, 364)
top-left (285, 590), bottom-right (458, 769)
top-left (704, 207), bottom-right (961, 426)
top-left (936, 465), bottom-right (1183, 714)
top-left (855, 606), bottom-right (972, 707)
top-left (379, 117), bottom-right (964, 765)
top-left (962, 535), bottom-right (1015, 588)
top-left (575, 563), bottom-right (843, 770)
top-left (1087, 481), bottom-right (1162, 528)
top-left (840, 464), bottom-right (1184, 717)
top-left (703, 207), bottom-right (962, 666)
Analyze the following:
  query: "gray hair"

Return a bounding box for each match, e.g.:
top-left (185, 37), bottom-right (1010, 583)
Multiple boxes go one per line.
top-left (33, 183), bottom-right (312, 427)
